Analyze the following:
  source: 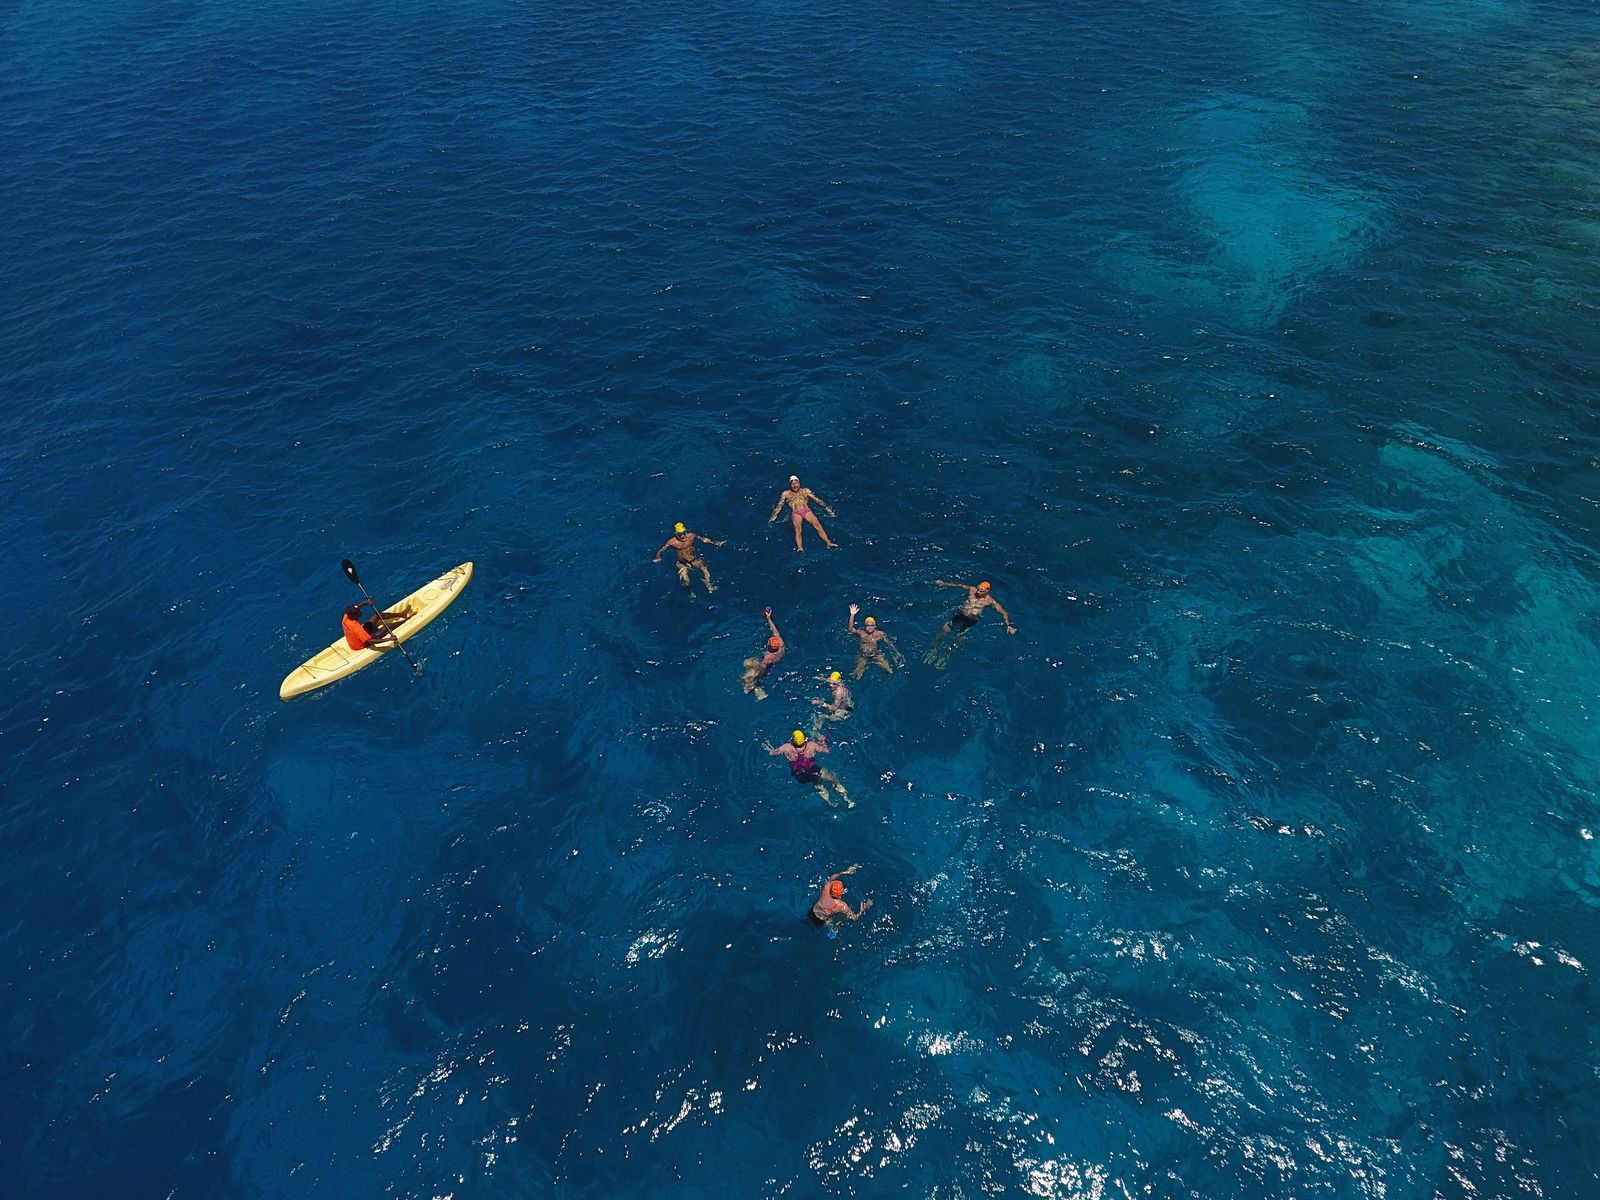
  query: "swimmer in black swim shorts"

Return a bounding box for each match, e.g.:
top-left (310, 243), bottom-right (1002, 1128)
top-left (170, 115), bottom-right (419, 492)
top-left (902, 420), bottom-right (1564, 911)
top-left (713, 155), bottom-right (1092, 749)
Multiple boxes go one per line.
top-left (925, 578), bottom-right (1016, 668)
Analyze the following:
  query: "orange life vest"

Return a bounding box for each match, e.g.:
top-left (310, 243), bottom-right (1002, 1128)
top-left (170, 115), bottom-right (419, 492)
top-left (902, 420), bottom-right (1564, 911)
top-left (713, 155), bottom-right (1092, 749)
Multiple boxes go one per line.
top-left (342, 612), bottom-right (372, 651)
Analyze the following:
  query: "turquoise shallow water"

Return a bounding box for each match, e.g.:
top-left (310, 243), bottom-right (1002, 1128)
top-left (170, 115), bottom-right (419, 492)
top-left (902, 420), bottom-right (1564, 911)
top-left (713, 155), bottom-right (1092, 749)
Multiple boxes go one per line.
top-left (2, 1), bottom-right (1599, 1197)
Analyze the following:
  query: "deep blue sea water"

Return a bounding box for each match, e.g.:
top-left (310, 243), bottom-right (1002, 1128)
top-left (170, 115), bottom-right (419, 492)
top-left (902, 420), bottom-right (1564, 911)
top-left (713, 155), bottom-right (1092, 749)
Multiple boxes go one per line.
top-left (4, 0), bottom-right (1599, 1196)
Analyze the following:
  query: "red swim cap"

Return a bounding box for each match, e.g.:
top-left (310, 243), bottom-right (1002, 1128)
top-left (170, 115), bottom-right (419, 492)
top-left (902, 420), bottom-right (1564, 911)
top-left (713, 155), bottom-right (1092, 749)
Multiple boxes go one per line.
top-left (978, 580), bottom-right (992, 592)
top-left (768, 636), bottom-right (781, 650)
top-left (829, 879), bottom-right (844, 897)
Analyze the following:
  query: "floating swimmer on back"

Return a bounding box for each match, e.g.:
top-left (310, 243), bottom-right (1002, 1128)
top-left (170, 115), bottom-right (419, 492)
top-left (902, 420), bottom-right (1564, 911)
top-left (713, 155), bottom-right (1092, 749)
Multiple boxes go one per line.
top-left (652, 521), bottom-right (725, 594)
top-left (924, 578), bottom-right (1016, 669)
top-left (768, 474), bottom-right (837, 553)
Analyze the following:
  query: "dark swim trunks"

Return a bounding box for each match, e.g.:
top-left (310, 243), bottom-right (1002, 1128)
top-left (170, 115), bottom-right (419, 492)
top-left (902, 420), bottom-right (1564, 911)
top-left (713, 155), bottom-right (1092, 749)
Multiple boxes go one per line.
top-left (790, 753), bottom-right (821, 784)
top-left (808, 910), bottom-right (828, 926)
top-left (951, 610), bottom-right (979, 631)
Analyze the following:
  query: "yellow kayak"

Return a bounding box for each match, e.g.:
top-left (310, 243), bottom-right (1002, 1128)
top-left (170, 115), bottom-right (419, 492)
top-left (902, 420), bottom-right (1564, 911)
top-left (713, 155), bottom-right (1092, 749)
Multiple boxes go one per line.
top-left (279, 562), bottom-right (473, 700)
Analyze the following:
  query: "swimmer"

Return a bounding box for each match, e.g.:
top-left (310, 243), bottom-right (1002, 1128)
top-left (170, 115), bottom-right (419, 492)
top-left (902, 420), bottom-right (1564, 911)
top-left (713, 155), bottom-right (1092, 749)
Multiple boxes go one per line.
top-left (652, 522), bottom-right (725, 593)
top-left (741, 607), bottom-right (786, 700)
top-left (810, 670), bottom-right (854, 727)
top-left (924, 578), bottom-right (1016, 668)
top-left (763, 729), bottom-right (852, 808)
top-left (768, 474), bottom-right (837, 553)
top-left (809, 864), bottom-right (873, 926)
top-left (846, 603), bottom-right (901, 679)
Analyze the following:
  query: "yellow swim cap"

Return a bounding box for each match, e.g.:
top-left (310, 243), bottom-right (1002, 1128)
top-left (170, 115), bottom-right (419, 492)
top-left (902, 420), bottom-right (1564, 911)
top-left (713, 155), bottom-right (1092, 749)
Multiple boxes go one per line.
top-left (791, 730), bottom-right (806, 745)
top-left (828, 671), bottom-right (842, 683)
top-left (674, 522), bottom-right (686, 533)
top-left (864, 616), bottom-right (876, 625)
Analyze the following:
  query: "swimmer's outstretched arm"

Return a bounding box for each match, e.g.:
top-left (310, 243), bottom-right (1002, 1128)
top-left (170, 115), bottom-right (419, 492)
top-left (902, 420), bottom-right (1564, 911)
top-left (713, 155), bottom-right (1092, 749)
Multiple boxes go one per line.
top-left (933, 579), bottom-right (968, 590)
top-left (826, 864), bottom-right (861, 881)
top-left (763, 609), bottom-right (782, 643)
top-left (989, 597), bottom-right (1016, 633)
top-left (808, 489), bottom-right (835, 515)
top-left (768, 494), bottom-right (788, 522)
top-left (651, 538), bottom-right (676, 562)
top-left (846, 602), bottom-right (860, 633)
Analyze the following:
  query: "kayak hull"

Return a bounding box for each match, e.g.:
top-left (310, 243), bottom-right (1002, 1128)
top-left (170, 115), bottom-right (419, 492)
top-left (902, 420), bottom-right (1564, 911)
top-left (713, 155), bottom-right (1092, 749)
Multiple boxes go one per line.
top-left (278, 562), bottom-right (473, 700)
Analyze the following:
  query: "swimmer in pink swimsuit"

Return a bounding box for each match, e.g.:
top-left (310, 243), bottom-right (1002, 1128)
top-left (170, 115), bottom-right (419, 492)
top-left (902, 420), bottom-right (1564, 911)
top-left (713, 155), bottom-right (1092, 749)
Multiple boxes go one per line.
top-left (768, 474), bottom-right (837, 553)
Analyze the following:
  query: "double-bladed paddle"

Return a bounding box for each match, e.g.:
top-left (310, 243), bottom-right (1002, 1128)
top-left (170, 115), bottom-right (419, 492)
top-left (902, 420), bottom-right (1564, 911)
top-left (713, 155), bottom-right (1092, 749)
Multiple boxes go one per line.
top-left (341, 558), bottom-right (423, 675)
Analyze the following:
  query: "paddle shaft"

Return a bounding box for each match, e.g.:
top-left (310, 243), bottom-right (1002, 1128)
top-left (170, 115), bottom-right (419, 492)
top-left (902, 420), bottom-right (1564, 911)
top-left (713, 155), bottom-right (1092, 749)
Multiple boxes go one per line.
top-left (342, 560), bottom-right (423, 675)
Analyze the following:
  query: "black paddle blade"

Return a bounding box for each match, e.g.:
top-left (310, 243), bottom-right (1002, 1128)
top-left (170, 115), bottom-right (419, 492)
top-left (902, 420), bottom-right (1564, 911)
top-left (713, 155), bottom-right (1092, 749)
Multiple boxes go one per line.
top-left (341, 559), bottom-right (360, 586)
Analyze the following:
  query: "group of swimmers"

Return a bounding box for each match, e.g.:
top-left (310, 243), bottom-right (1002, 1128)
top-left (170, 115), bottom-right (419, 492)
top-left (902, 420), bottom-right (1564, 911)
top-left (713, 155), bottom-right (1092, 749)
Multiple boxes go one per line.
top-left (652, 473), bottom-right (1021, 931)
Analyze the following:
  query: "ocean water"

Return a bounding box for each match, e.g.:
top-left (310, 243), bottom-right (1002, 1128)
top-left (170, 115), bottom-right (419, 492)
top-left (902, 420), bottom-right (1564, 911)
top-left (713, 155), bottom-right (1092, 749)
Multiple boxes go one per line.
top-left (3, 0), bottom-right (1599, 1196)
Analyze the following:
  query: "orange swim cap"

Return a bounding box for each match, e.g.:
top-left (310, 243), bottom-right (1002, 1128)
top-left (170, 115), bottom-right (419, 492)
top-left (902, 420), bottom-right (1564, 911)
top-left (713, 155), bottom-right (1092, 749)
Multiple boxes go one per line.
top-left (829, 879), bottom-right (844, 897)
top-left (768, 636), bottom-right (781, 650)
top-left (978, 580), bottom-right (992, 592)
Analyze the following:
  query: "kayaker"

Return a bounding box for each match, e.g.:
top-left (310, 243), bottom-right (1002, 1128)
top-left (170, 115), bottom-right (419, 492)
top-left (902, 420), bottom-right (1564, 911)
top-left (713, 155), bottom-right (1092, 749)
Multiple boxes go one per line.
top-left (341, 600), bottom-right (408, 651)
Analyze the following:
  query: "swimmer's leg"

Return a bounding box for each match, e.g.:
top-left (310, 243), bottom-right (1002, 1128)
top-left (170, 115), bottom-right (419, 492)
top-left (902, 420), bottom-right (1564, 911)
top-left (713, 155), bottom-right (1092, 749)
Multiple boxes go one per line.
top-left (698, 560), bottom-right (715, 593)
top-left (825, 770), bottom-right (854, 809)
top-left (791, 513), bottom-right (805, 552)
top-left (852, 654), bottom-right (869, 680)
top-left (874, 654), bottom-right (894, 676)
top-left (676, 562), bottom-right (692, 590)
top-left (816, 783), bottom-right (839, 808)
top-left (806, 512), bottom-right (836, 549)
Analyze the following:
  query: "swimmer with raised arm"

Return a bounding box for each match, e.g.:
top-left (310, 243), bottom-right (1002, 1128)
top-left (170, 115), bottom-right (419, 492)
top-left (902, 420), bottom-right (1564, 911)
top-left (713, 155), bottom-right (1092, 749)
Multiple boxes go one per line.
top-left (809, 864), bottom-right (873, 926)
top-left (653, 521), bottom-right (725, 593)
top-left (763, 729), bottom-right (852, 808)
top-left (846, 603), bottom-right (901, 678)
top-left (768, 474), bottom-right (837, 552)
top-left (741, 607), bottom-right (785, 700)
top-left (925, 578), bottom-right (1016, 667)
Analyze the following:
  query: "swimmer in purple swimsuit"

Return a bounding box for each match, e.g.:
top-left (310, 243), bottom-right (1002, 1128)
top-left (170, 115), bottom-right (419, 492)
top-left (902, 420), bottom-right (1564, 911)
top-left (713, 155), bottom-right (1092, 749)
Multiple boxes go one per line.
top-left (768, 474), bottom-right (837, 553)
top-left (763, 729), bottom-right (852, 808)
